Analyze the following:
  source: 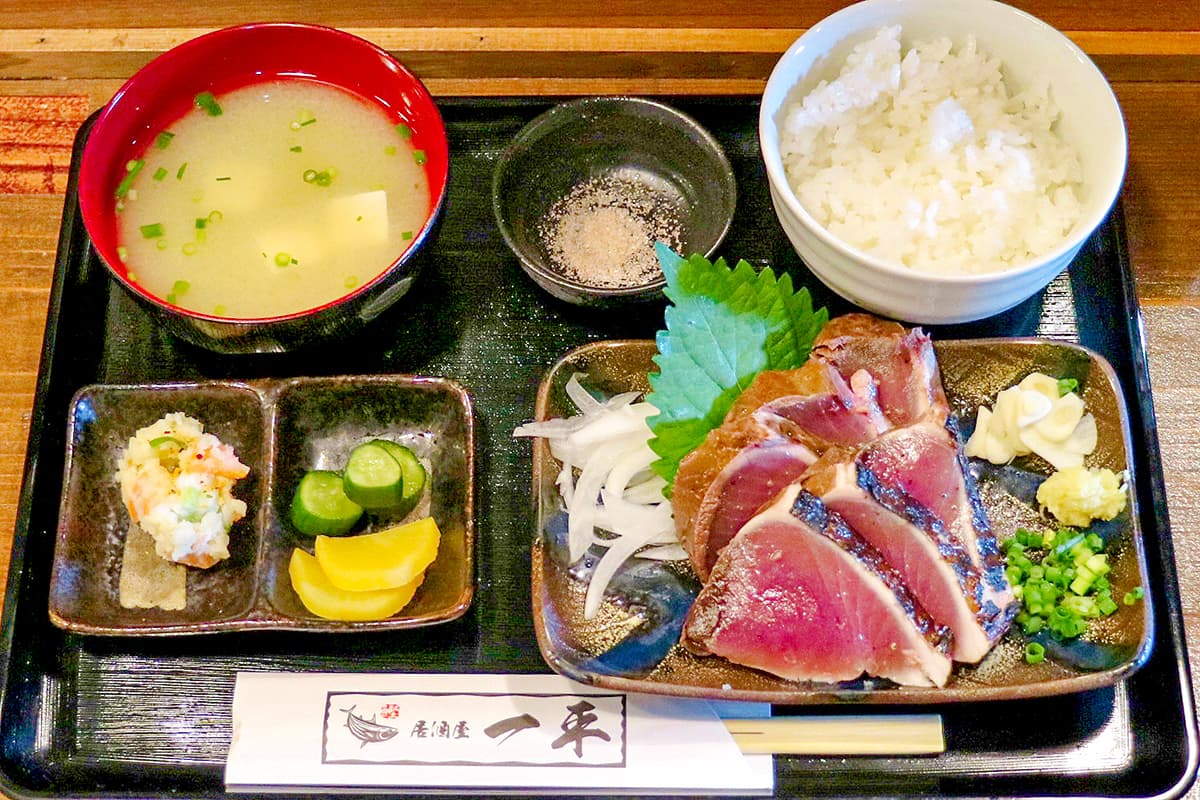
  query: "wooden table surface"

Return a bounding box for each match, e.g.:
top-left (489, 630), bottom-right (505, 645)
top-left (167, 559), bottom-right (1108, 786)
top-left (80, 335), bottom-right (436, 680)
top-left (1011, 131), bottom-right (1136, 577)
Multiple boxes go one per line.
top-left (0, 2), bottom-right (1197, 796)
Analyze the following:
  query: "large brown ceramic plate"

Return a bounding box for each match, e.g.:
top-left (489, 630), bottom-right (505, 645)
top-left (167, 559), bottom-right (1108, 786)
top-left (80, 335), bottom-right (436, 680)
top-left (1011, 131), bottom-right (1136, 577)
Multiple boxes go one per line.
top-left (49, 374), bottom-right (475, 635)
top-left (530, 339), bottom-right (1153, 704)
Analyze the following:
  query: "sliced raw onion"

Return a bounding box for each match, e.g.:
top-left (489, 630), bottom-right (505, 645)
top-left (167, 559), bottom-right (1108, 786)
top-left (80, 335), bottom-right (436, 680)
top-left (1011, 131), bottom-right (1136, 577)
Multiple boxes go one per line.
top-left (636, 543), bottom-right (689, 561)
top-left (513, 376), bottom-right (684, 619)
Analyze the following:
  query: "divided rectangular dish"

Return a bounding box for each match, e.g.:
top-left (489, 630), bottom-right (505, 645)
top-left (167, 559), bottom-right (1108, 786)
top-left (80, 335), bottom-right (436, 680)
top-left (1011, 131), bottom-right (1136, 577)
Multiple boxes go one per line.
top-left (49, 375), bottom-right (475, 635)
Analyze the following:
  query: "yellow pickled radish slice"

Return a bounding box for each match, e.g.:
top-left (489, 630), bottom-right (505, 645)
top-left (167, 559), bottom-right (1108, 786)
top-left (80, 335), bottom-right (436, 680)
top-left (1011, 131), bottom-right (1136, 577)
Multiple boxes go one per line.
top-left (314, 516), bottom-right (441, 592)
top-left (1032, 392), bottom-right (1085, 441)
top-left (289, 548), bottom-right (423, 621)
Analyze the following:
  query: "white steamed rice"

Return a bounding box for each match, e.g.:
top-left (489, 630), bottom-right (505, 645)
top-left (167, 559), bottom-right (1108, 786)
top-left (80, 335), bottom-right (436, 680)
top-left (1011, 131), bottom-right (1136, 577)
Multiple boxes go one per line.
top-left (778, 26), bottom-right (1082, 275)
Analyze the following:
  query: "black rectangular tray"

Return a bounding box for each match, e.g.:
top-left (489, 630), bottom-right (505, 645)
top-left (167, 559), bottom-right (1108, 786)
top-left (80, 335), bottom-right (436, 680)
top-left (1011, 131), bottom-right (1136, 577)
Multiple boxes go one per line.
top-left (1, 97), bottom-right (1196, 799)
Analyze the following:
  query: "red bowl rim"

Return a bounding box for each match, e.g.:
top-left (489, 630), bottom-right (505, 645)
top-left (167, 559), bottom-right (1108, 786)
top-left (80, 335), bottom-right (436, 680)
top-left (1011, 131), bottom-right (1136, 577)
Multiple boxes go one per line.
top-left (78, 22), bottom-right (450, 325)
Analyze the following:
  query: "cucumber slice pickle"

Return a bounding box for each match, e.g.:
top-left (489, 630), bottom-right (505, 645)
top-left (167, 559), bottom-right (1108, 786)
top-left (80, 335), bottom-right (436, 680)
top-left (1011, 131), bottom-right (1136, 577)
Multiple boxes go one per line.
top-left (342, 442), bottom-right (405, 510)
top-left (292, 470), bottom-right (363, 536)
top-left (371, 439), bottom-right (427, 516)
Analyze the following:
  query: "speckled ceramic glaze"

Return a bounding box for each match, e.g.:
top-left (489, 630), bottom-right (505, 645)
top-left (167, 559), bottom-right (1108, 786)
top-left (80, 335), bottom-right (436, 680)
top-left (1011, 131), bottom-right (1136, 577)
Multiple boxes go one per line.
top-left (50, 375), bottom-right (475, 635)
top-left (529, 339), bottom-right (1152, 703)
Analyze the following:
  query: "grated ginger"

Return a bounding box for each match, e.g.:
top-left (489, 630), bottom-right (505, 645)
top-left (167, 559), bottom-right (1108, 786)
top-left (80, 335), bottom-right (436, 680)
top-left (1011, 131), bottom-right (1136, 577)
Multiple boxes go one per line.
top-left (1036, 466), bottom-right (1128, 528)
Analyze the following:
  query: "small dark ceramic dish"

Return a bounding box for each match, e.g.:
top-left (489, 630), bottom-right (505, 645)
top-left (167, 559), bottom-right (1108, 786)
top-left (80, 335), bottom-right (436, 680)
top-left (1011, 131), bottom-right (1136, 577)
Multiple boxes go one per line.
top-left (50, 375), bottom-right (475, 635)
top-left (77, 23), bottom-right (450, 354)
top-left (529, 339), bottom-right (1152, 703)
top-left (492, 97), bottom-right (736, 307)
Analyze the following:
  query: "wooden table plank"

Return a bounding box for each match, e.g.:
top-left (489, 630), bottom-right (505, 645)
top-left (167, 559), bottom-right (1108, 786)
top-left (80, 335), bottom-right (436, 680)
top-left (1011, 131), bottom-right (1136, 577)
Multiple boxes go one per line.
top-left (2, 26), bottom-right (1200, 84)
top-left (0, 0), bottom-right (1196, 31)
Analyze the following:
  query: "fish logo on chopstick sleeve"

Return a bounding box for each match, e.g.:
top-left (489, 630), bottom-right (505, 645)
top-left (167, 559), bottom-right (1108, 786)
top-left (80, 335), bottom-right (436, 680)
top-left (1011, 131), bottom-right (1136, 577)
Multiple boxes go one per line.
top-left (341, 705), bottom-right (399, 747)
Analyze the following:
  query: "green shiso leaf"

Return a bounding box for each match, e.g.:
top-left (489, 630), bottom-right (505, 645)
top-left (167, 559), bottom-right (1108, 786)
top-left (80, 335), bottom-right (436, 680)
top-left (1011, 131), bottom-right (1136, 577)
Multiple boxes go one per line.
top-left (646, 243), bottom-right (827, 492)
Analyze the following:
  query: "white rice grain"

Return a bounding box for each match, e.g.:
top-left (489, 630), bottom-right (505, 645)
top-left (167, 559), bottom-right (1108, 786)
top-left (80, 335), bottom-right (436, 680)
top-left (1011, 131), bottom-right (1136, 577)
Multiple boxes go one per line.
top-left (779, 26), bottom-right (1082, 275)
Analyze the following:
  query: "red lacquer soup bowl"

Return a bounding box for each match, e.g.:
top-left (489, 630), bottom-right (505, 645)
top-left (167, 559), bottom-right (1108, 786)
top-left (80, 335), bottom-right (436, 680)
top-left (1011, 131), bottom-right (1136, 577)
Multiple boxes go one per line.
top-left (78, 23), bottom-right (450, 354)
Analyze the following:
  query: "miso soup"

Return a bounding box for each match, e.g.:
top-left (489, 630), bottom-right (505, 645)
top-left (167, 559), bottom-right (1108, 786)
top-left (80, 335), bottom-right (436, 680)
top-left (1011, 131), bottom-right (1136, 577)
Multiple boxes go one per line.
top-left (114, 80), bottom-right (431, 318)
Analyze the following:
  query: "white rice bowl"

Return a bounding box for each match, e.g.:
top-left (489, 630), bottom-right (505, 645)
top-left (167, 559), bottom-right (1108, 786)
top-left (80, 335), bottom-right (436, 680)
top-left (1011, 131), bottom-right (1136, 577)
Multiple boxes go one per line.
top-left (758, 0), bottom-right (1127, 324)
top-left (778, 25), bottom-right (1082, 275)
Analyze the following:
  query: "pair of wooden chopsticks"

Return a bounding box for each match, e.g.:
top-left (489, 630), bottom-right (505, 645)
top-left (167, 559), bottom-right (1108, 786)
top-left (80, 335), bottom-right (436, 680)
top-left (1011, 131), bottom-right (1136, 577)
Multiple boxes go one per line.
top-left (723, 714), bottom-right (945, 755)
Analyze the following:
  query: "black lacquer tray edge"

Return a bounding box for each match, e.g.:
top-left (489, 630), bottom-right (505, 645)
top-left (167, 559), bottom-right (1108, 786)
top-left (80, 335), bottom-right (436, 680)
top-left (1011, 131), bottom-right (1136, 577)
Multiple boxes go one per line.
top-left (0, 101), bottom-right (1196, 800)
top-left (1111, 206), bottom-right (1200, 798)
top-left (0, 110), bottom-right (96, 799)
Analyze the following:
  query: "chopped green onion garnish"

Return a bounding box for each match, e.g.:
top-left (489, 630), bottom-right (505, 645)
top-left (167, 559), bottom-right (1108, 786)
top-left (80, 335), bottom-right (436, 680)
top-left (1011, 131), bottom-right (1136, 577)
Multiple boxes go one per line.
top-left (1004, 526), bottom-right (1134, 658)
top-left (140, 222), bottom-right (164, 239)
top-left (182, 242), bottom-right (198, 255)
top-left (413, 149), bottom-right (427, 165)
top-left (344, 275), bottom-right (358, 289)
top-left (208, 210), bottom-right (223, 223)
top-left (395, 122), bottom-right (412, 139)
top-left (127, 271), bottom-right (138, 282)
top-left (177, 162), bottom-right (188, 180)
top-left (1123, 586), bottom-right (1145, 605)
top-left (114, 159), bottom-right (145, 199)
top-left (152, 167), bottom-right (168, 181)
top-left (155, 131), bottom-right (175, 149)
top-left (195, 217), bottom-right (208, 230)
top-left (290, 145), bottom-right (303, 153)
top-left (289, 112), bottom-right (317, 130)
top-left (155, 239), bottom-right (168, 251)
top-left (148, 435), bottom-right (183, 450)
top-left (116, 246), bottom-right (128, 262)
top-left (303, 168), bottom-right (335, 187)
top-left (215, 176), bottom-right (232, 182)
top-left (171, 280), bottom-right (190, 295)
top-left (356, 215), bottom-right (363, 222)
top-left (214, 304), bottom-right (227, 316)
top-left (401, 230), bottom-right (414, 240)
top-left (1057, 377), bottom-right (1080, 396)
top-left (1024, 642), bottom-right (1045, 664)
top-left (384, 145), bottom-right (397, 156)
top-left (194, 91), bottom-right (222, 116)
top-left (166, 294), bottom-right (177, 304)
top-left (275, 252), bottom-right (292, 267)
